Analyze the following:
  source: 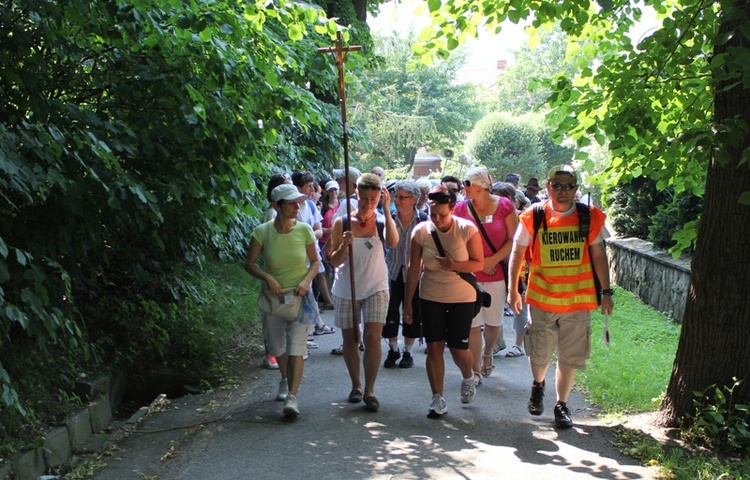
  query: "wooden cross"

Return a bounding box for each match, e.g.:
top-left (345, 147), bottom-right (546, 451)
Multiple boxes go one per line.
top-left (318, 32), bottom-right (362, 344)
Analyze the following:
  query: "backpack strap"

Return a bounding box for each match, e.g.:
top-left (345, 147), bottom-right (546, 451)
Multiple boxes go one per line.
top-left (344, 214), bottom-right (387, 253)
top-left (531, 202), bottom-right (547, 256)
top-left (575, 202), bottom-right (591, 243)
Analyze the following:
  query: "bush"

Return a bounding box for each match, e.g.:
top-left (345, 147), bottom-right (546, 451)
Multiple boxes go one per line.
top-left (464, 112), bottom-right (548, 180)
top-left (605, 177), bottom-right (669, 239)
top-left (648, 190), bottom-right (702, 252)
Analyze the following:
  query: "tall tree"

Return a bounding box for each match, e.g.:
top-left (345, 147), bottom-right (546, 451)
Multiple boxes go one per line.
top-left (349, 30), bottom-right (482, 169)
top-left (416, 0), bottom-right (750, 426)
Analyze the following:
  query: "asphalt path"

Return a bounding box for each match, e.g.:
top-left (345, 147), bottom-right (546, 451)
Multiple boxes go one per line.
top-left (91, 310), bottom-right (656, 480)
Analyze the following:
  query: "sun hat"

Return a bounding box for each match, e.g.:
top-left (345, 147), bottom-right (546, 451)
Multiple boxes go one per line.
top-left (523, 178), bottom-right (543, 192)
top-left (463, 167), bottom-right (492, 190)
top-left (325, 180), bottom-right (339, 191)
top-left (271, 184), bottom-right (307, 203)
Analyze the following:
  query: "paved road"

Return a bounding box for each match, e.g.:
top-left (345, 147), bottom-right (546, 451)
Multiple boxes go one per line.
top-left (91, 310), bottom-right (656, 479)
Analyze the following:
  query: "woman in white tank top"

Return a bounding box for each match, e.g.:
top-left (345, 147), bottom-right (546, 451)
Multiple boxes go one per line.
top-left (329, 173), bottom-right (398, 412)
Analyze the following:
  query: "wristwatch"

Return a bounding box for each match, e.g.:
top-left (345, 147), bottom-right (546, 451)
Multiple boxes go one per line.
top-left (601, 288), bottom-right (615, 296)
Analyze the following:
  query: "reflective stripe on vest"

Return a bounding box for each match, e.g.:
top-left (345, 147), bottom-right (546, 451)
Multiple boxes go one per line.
top-left (521, 206), bottom-right (603, 313)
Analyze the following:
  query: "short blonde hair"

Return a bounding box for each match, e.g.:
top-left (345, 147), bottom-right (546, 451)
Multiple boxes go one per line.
top-left (356, 172), bottom-right (382, 191)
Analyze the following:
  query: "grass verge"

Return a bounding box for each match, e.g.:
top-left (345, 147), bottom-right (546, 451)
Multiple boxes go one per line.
top-left (578, 288), bottom-right (749, 479)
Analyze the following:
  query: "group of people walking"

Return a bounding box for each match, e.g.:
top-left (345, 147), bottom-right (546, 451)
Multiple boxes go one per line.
top-left (245, 164), bottom-right (614, 429)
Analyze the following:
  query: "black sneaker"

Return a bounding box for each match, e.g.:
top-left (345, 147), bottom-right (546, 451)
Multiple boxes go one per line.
top-left (528, 380), bottom-right (545, 416)
top-left (399, 351), bottom-right (414, 368)
top-left (553, 402), bottom-right (573, 429)
top-left (384, 349), bottom-right (400, 368)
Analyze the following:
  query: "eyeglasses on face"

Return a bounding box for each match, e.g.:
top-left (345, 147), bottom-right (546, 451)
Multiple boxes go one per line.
top-left (462, 179), bottom-right (472, 187)
top-left (395, 195), bottom-right (414, 200)
top-left (549, 182), bottom-right (577, 191)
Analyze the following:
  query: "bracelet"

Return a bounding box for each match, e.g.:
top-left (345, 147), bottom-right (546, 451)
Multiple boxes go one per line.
top-left (601, 288), bottom-right (615, 296)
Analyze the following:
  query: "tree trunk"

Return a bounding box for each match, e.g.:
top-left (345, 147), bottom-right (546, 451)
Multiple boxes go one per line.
top-left (351, 0), bottom-right (367, 22)
top-left (656, 1), bottom-right (750, 427)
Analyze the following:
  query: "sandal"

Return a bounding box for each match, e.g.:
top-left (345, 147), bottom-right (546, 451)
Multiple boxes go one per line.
top-left (314, 324), bottom-right (336, 335)
top-left (348, 388), bottom-right (363, 403)
top-left (320, 302), bottom-right (335, 311)
top-left (330, 345), bottom-right (344, 355)
top-left (363, 395), bottom-right (380, 412)
top-left (473, 371), bottom-right (482, 387)
top-left (481, 354), bottom-right (495, 378)
top-left (505, 345), bottom-right (525, 357)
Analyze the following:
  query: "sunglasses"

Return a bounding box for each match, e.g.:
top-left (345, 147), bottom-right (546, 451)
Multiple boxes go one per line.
top-left (462, 179), bottom-right (472, 187)
top-left (427, 191), bottom-right (452, 203)
top-left (549, 182), bottom-right (577, 191)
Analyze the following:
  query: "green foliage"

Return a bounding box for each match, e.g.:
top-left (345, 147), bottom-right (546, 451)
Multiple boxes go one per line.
top-left (0, 0), bottom-right (350, 415)
top-left (612, 426), bottom-right (750, 480)
top-left (0, 259), bottom-right (261, 455)
top-left (415, 0), bottom-right (750, 253)
top-left (648, 190), bottom-right (703, 252)
top-left (464, 112), bottom-right (548, 180)
top-left (605, 177), bottom-right (668, 239)
top-left (686, 378), bottom-right (750, 454)
top-left (495, 24), bottom-right (578, 114)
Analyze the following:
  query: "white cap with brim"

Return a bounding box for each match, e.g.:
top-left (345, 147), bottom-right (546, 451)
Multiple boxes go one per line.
top-left (271, 184), bottom-right (307, 203)
top-left (325, 180), bottom-right (339, 191)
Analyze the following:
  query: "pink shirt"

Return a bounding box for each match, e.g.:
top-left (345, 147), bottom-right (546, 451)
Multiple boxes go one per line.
top-left (454, 197), bottom-right (515, 282)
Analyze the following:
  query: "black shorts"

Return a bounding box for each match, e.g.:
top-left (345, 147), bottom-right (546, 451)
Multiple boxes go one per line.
top-left (420, 299), bottom-right (474, 350)
top-left (382, 273), bottom-right (421, 339)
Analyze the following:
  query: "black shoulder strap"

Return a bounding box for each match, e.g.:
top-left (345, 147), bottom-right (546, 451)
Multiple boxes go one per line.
top-left (376, 216), bottom-right (385, 245)
top-left (467, 200), bottom-right (498, 253)
top-left (429, 228), bottom-right (446, 257)
top-left (532, 202), bottom-right (546, 244)
top-left (575, 202), bottom-right (591, 243)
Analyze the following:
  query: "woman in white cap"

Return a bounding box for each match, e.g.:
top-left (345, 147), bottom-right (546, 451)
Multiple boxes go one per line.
top-left (245, 184), bottom-right (320, 418)
top-left (454, 167), bottom-right (518, 384)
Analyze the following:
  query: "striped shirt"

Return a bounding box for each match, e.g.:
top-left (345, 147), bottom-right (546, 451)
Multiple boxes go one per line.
top-left (387, 207), bottom-right (425, 281)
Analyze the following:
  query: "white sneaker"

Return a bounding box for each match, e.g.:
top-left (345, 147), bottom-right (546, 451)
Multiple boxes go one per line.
top-left (276, 378), bottom-right (289, 401)
top-left (460, 377), bottom-right (476, 404)
top-left (427, 394), bottom-right (447, 419)
top-left (283, 394), bottom-right (299, 417)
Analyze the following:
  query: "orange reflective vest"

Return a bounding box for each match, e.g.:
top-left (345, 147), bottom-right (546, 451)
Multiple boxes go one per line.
top-left (520, 204), bottom-right (606, 313)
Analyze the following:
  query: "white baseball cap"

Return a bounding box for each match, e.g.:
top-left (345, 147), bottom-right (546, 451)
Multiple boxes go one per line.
top-left (271, 184), bottom-right (307, 203)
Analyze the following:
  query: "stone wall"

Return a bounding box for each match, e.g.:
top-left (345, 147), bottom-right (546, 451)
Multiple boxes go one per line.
top-left (606, 237), bottom-right (692, 323)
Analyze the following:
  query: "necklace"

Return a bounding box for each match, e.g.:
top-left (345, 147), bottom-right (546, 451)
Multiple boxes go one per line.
top-left (358, 213), bottom-right (375, 228)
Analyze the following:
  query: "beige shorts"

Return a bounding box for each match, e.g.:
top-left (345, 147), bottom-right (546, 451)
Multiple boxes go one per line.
top-left (472, 280), bottom-right (507, 328)
top-left (333, 290), bottom-right (389, 330)
top-left (525, 306), bottom-right (592, 370)
top-left (263, 314), bottom-right (313, 358)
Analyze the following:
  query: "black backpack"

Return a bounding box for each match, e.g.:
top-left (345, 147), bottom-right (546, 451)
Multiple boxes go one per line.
top-left (531, 202), bottom-right (602, 305)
